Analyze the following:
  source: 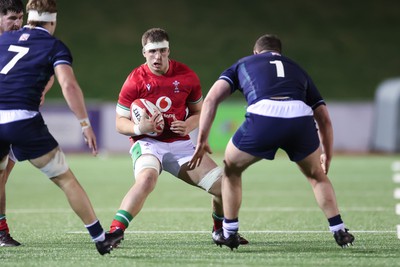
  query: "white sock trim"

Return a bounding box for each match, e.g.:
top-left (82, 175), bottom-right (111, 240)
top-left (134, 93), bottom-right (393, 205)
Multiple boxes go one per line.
top-left (85, 219), bottom-right (99, 228)
top-left (223, 220), bottom-right (239, 238)
top-left (92, 231), bottom-right (105, 242)
top-left (329, 223), bottom-right (345, 233)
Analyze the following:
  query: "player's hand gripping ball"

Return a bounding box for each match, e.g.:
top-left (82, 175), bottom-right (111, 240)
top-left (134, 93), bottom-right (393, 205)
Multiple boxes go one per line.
top-left (130, 99), bottom-right (164, 136)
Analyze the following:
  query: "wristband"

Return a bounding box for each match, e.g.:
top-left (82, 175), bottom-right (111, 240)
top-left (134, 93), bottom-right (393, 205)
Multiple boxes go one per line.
top-left (133, 124), bottom-right (142, 136)
top-left (79, 118), bottom-right (91, 130)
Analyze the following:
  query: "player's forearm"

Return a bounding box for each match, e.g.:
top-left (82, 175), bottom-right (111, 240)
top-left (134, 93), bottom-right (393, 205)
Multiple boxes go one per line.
top-left (197, 81), bottom-right (228, 142)
top-left (319, 127), bottom-right (333, 160)
top-left (197, 100), bottom-right (217, 143)
top-left (184, 113), bottom-right (200, 133)
top-left (55, 65), bottom-right (89, 121)
top-left (43, 75), bottom-right (54, 95)
top-left (62, 85), bottom-right (89, 120)
top-left (116, 117), bottom-right (135, 136)
top-left (313, 105), bottom-right (334, 159)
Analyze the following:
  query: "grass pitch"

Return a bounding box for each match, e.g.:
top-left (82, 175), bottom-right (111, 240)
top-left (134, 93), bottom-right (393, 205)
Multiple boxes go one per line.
top-left (1, 153), bottom-right (399, 266)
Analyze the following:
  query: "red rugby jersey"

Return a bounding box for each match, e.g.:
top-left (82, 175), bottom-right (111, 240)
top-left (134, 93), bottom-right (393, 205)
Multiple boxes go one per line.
top-left (117, 59), bottom-right (203, 142)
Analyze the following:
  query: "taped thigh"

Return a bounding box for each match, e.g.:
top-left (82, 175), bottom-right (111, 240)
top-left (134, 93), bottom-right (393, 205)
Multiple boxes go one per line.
top-left (39, 150), bottom-right (69, 178)
top-left (198, 166), bottom-right (222, 192)
top-left (134, 154), bottom-right (161, 178)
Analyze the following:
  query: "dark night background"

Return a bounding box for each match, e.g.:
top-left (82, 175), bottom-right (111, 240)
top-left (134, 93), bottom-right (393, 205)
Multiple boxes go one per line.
top-left (41, 0), bottom-right (400, 102)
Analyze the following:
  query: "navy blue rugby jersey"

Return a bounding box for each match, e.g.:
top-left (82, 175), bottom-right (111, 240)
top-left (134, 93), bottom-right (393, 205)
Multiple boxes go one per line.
top-left (219, 52), bottom-right (325, 109)
top-left (0, 26), bottom-right (72, 111)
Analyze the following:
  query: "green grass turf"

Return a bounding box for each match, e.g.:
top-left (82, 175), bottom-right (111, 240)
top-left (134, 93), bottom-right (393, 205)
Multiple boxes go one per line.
top-left (1, 153), bottom-right (399, 266)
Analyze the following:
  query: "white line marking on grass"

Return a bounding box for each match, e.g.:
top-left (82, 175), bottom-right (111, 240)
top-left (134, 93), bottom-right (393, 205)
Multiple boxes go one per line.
top-left (394, 188), bottom-right (400, 199)
top-left (392, 161), bottom-right (400, 172)
top-left (393, 173), bottom-right (400, 183)
top-left (8, 207), bottom-right (392, 213)
top-left (67, 230), bottom-right (396, 234)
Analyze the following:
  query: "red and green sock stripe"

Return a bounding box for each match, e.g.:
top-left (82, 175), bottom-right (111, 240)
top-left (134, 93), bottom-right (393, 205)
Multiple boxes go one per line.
top-left (110, 210), bottom-right (133, 232)
top-left (0, 215), bottom-right (9, 233)
top-left (212, 212), bottom-right (224, 231)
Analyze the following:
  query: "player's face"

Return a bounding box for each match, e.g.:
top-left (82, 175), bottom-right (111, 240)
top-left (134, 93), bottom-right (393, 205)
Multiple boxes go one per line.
top-left (0, 11), bottom-right (24, 34)
top-left (143, 47), bottom-right (170, 75)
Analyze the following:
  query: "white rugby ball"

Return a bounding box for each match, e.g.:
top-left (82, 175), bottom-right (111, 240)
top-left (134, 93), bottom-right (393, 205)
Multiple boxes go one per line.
top-left (130, 99), bottom-right (164, 136)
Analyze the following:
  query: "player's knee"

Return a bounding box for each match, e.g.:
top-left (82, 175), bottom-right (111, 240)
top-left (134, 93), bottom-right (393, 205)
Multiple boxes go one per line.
top-left (198, 166), bottom-right (222, 192)
top-left (135, 174), bottom-right (159, 195)
top-left (134, 154), bottom-right (161, 178)
top-left (39, 150), bottom-right (69, 178)
top-left (223, 159), bottom-right (246, 176)
top-left (301, 163), bottom-right (325, 180)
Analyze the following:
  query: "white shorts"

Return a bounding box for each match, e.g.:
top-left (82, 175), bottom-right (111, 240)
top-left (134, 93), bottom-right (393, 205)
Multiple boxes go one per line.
top-left (129, 138), bottom-right (195, 177)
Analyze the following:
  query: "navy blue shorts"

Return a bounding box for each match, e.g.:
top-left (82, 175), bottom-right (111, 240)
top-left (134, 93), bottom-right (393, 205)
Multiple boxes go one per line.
top-left (232, 113), bottom-right (320, 162)
top-left (0, 114), bottom-right (59, 161)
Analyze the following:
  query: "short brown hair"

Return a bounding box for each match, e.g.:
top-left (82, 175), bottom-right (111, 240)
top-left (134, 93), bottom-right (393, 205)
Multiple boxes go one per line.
top-left (254, 34), bottom-right (282, 53)
top-left (0, 0), bottom-right (23, 16)
top-left (141, 28), bottom-right (169, 47)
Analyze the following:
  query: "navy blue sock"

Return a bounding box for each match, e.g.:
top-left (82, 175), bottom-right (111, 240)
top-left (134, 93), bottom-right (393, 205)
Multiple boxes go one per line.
top-left (224, 218), bottom-right (239, 224)
top-left (328, 214), bottom-right (343, 226)
top-left (85, 220), bottom-right (105, 242)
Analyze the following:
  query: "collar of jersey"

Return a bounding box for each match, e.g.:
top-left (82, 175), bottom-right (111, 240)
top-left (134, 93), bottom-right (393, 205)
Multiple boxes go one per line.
top-left (22, 25), bottom-right (50, 34)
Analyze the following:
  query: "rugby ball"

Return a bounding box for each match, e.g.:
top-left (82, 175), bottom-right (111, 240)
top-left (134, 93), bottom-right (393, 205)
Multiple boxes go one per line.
top-left (130, 99), bottom-right (164, 136)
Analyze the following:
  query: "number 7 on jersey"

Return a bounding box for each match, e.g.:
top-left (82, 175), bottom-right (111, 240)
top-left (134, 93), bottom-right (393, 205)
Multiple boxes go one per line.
top-left (0, 45), bottom-right (29, 75)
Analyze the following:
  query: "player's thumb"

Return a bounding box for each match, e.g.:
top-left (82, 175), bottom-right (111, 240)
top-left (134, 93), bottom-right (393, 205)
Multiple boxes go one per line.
top-left (140, 108), bottom-right (148, 119)
top-left (205, 144), bottom-right (213, 155)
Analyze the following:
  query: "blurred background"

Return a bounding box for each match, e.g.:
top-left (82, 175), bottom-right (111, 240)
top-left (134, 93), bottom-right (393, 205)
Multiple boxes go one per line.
top-left (34, 0), bottom-right (400, 153)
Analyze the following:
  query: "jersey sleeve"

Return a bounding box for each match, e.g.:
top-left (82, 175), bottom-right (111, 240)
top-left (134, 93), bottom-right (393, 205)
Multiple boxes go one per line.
top-left (218, 62), bottom-right (240, 94)
top-left (305, 75), bottom-right (326, 110)
top-left (116, 71), bottom-right (139, 117)
top-left (52, 40), bottom-right (73, 68)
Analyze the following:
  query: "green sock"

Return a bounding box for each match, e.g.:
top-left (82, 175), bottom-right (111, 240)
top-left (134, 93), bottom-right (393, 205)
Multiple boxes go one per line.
top-left (114, 209), bottom-right (133, 228)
